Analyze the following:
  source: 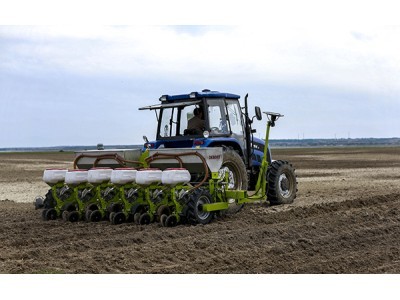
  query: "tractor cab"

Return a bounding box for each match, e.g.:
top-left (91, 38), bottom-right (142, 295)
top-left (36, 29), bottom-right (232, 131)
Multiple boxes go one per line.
top-left (140, 90), bottom-right (243, 137)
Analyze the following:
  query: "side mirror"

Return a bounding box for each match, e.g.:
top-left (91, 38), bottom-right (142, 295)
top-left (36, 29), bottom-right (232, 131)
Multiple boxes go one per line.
top-left (255, 106), bottom-right (262, 121)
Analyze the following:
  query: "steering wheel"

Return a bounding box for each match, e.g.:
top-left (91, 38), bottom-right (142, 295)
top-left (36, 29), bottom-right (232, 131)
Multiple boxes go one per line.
top-left (210, 127), bottom-right (220, 133)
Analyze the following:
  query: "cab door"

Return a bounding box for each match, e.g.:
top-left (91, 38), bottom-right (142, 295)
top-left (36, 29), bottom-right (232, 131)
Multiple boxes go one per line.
top-left (226, 99), bottom-right (247, 160)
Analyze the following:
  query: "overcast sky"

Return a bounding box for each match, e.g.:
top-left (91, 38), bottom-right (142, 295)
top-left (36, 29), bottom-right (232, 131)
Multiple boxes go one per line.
top-left (1, 1), bottom-right (399, 147)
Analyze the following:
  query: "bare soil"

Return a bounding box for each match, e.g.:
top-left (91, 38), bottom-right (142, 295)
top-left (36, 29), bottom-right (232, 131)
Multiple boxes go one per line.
top-left (1, 147), bottom-right (400, 273)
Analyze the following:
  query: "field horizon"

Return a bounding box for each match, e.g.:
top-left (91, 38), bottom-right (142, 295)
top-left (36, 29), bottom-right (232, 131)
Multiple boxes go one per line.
top-left (1, 137), bottom-right (400, 153)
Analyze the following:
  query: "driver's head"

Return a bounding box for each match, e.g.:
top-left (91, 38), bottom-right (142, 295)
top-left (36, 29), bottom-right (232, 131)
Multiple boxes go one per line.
top-left (194, 107), bottom-right (203, 119)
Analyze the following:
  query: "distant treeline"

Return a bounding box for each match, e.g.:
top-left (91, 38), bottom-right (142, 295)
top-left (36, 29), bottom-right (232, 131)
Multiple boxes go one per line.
top-left (269, 138), bottom-right (400, 148)
top-left (1, 138), bottom-right (400, 152)
top-left (0, 145), bottom-right (143, 153)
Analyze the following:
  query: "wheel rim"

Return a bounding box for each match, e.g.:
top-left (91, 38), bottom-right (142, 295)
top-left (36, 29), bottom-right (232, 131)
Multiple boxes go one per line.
top-left (197, 195), bottom-right (211, 221)
top-left (219, 165), bottom-right (239, 189)
top-left (278, 173), bottom-right (292, 198)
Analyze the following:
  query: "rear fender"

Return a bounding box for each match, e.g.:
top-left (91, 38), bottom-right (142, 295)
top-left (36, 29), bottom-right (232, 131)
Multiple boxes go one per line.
top-left (207, 139), bottom-right (244, 157)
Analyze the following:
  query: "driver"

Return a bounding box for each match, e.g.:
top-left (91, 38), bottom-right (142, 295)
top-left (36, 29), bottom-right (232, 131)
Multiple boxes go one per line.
top-left (187, 107), bottom-right (205, 134)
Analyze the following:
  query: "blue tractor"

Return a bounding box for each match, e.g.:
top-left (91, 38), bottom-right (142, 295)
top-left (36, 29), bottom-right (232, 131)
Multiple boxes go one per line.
top-left (139, 89), bottom-right (297, 206)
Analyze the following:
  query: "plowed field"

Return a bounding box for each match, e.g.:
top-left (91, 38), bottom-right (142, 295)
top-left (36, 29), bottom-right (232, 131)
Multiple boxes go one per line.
top-left (1, 147), bottom-right (399, 273)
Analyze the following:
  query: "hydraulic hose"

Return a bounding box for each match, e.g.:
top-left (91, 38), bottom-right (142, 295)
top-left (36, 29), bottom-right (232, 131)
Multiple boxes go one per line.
top-left (73, 153), bottom-right (143, 169)
top-left (144, 153), bottom-right (184, 168)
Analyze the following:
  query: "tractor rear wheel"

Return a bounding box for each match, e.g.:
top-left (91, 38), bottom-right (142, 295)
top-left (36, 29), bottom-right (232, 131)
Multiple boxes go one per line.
top-left (186, 188), bottom-right (213, 225)
top-left (267, 160), bottom-right (297, 205)
top-left (219, 149), bottom-right (247, 214)
top-left (220, 149), bottom-right (248, 190)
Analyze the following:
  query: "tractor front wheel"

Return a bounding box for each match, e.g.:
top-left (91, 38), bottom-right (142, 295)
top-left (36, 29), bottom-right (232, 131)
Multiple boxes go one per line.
top-left (267, 160), bottom-right (297, 205)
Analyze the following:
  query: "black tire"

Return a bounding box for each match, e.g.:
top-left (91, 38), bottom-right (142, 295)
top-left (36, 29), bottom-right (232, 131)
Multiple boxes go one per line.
top-left (68, 211), bottom-right (80, 222)
top-left (111, 212), bottom-right (126, 225)
top-left (160, 214), bottom-right (168, 227)
top-left (45, 208), bottom-right (58, 220)
top-left (109, 212), bottom-right (116, 222)
top-left (156, 205), bottom-right (170, 222)
top-left (165, 215), bottom-right (178, 227)
top-left (267, 160), bottom-right (297, 205)
top-left (186, 188), bottom-right (214, 225)
top-left (85, 210), bottom-right (93, 221)
top-left (139, 213), bottom-right (151, 225)
top-left (90, 210), bottom-right (102, 222)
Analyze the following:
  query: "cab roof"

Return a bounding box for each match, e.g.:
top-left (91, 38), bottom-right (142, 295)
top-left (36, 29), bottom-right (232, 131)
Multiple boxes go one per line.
top-left (159, 90), bottom-right (240, 102)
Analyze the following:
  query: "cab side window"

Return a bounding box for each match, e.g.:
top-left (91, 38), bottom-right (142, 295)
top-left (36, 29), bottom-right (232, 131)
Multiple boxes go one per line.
top-left (207, 100), bottom-right (228, 134)
top-left (226, 101), bottom-right (243, 135)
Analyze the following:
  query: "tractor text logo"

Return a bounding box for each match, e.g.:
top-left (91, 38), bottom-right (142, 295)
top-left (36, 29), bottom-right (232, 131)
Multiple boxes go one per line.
top-left (209, 155), bottom-right (222, 160)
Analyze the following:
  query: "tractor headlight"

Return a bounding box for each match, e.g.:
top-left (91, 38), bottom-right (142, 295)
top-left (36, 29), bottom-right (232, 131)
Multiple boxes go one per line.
top-left (203, 131), bottom-right (209, 138)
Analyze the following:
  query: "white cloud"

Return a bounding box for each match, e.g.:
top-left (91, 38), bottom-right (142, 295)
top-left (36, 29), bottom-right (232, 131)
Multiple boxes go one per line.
top-left (2, 25), bottom-right (400, 95)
